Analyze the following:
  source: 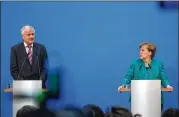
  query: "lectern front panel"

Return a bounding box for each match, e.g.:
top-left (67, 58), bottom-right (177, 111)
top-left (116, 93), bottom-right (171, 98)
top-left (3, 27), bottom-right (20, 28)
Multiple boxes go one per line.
top-left (13, 80), bottom-right (42, 117)
top-left (131, 80), bottom-right (161, 117)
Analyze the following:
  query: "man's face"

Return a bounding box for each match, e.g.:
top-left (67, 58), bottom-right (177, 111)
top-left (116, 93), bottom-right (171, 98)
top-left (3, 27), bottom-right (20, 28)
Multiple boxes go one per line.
top-left (22, 29), bottom-right (35, 45)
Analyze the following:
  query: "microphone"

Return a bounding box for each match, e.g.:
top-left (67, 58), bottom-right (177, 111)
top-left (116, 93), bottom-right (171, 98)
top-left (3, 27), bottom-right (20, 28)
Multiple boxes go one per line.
top-left (34, 52), bottom-right (41, 80)
top-left (135, 64), bottom-right (143, 79)
top-left (17, 57), bottom-right (27, 80)
top-left (148, 64), bottom-right (156, 78)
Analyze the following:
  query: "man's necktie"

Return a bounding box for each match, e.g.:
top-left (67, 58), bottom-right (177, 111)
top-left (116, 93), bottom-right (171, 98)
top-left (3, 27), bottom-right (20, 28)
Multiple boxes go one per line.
top-left (27, 46), bottom-right (32, 65)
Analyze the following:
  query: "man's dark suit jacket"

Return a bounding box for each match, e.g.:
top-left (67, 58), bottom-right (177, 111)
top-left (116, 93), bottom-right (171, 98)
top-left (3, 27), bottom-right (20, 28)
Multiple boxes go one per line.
top-left (10, 42), bottom-right (48, 88)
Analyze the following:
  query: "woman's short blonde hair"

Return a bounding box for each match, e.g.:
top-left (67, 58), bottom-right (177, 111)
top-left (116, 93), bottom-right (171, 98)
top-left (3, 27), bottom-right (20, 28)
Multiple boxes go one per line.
top-left (139, 42), bottom-right (156, 59)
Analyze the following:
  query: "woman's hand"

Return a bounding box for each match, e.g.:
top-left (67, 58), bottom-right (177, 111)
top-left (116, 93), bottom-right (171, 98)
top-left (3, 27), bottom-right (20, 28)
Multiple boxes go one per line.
top-left (167, 85), bottom-right (173, 92)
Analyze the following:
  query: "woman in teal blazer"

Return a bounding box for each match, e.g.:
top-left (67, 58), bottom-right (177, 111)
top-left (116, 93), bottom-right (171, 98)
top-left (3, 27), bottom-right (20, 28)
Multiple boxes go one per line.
top-left (118, 42), bottom-right (173, 110)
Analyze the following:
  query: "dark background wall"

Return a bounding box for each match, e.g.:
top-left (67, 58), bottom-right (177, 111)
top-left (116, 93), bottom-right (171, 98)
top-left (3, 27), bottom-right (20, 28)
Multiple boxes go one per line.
top-left (1, 1), bottom-right (178, 117)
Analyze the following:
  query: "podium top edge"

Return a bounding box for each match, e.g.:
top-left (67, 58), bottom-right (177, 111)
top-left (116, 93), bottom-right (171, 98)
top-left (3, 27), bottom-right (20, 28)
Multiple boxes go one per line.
top-left (4, 88), bottom-right (47, 92)
top-left (119, 88), bottom-right (172, 92)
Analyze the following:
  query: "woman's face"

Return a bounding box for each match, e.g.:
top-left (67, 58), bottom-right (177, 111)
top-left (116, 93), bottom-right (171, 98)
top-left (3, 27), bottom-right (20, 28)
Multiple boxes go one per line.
top-left (139, 45), bottom-right (152, 60)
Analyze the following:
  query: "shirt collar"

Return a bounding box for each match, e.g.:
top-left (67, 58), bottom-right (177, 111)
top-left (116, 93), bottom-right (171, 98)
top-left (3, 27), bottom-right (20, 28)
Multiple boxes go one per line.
top-left (140, 59), bottom-right (153, 66)
top-left (24, 42), bottom-right (33, 48)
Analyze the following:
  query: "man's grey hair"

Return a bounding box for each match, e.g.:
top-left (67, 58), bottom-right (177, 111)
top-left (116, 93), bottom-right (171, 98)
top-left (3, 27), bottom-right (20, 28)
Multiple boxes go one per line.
top-left (21, 25), bottom-right (35, 35)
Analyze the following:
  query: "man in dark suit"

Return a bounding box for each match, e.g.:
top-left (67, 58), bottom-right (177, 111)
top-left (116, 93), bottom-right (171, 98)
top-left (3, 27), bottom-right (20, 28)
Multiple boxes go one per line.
top-left (10, 25), bottom-right (48, 88)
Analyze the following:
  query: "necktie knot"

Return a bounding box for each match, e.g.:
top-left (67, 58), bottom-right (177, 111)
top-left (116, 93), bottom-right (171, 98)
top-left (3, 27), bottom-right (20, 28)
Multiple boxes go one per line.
top-left (27, 45), bottom-right (32, 49)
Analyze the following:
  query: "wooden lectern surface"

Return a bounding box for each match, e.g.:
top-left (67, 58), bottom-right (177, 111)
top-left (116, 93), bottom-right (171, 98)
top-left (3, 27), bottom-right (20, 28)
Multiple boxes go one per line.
top-left (4, 88), bottom-right (47, 93)
top-left (120, 88), bottom-right (172, 92)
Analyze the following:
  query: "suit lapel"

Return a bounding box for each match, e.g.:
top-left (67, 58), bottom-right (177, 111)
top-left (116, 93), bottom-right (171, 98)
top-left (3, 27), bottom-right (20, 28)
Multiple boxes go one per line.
top-left (20, 42), bottom-right (29, 63)
top-left (32, 43), bottom-right (37, 67)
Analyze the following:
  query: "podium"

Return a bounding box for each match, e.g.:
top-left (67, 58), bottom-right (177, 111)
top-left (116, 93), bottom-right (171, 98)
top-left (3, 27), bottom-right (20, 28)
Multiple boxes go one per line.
top-left (119, 80), bottom-right (172, 117)
top-left (4, 80), bottom-right (47, 117)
